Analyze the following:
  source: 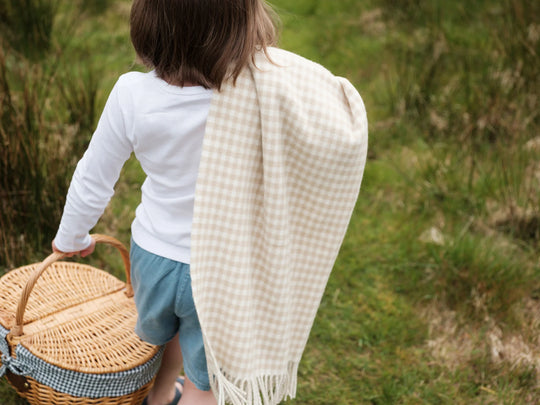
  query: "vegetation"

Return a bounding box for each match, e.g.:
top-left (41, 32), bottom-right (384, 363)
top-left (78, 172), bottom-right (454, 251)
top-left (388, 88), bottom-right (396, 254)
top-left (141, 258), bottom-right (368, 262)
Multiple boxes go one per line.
top-left (0, 0), bottom-right (127, 267)
top-left (1, 0), bottom-right (539, 403)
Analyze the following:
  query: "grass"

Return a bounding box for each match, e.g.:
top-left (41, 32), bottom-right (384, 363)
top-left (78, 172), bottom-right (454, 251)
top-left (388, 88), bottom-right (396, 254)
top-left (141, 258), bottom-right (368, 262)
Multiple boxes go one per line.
top-left (1, 0), bottom-right (539, 403)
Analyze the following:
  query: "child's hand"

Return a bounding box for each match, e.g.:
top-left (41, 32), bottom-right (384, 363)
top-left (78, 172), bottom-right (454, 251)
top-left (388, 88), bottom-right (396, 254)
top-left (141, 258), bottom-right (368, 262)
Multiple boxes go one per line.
top-left (52, 237), bottom-right (96, 258)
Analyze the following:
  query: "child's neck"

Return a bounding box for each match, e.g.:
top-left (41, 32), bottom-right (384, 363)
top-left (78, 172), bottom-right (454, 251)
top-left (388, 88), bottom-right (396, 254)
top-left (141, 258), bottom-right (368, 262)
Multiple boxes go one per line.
top-left (165, 78), bottom-right (198, 87)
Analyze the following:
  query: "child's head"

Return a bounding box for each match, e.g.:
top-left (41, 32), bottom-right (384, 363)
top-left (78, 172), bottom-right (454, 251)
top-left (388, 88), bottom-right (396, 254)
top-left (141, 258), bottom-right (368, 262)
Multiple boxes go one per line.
top-left (130, 0), bottom-right (278, 89)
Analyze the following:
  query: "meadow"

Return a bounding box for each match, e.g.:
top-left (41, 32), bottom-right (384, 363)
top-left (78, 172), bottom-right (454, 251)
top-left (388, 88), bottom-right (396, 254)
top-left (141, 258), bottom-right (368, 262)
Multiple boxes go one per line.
top-left (1, 0), bottom-right (539, 403)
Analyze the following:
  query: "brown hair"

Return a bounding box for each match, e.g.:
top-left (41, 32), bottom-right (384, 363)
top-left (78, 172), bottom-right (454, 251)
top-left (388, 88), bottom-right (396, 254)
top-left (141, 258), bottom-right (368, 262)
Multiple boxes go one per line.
top-left (130, 0), bottom-right (278, 90)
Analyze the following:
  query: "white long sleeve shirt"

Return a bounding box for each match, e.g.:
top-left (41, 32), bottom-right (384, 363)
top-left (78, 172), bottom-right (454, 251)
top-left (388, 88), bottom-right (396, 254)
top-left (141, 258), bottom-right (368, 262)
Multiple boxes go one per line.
top-left (54, 71), bottom-right (213, 264)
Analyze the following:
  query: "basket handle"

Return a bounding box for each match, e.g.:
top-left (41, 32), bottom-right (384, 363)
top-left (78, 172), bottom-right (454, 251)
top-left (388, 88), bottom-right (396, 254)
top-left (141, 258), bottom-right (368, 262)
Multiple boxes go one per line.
top-left (9, 234), bottom-right (132, 338)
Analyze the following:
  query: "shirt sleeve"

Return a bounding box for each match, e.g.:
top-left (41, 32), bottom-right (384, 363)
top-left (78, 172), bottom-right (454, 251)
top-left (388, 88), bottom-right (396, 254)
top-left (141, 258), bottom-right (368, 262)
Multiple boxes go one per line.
top-left (54, 78), bottom-right (133, 252)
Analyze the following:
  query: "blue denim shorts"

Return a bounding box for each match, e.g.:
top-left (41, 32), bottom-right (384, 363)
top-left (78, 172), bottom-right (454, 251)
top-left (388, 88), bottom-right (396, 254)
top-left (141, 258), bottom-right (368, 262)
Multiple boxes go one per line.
top-left (130, 240), bottom-right (210, 391)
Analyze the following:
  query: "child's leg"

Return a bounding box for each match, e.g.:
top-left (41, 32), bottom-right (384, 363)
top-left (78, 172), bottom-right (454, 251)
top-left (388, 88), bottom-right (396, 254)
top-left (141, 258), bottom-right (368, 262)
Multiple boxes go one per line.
top-left (144, 333), bottom-right (217, 405)
top-left (179, 375), bottom-right (217, 405)
top-left (145, 333), bottom-right (184, 405)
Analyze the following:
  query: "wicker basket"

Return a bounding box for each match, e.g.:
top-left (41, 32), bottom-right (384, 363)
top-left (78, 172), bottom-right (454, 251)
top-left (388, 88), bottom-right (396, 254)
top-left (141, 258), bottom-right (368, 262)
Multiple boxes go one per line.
top-left (0, 234), bottom-right (163, 405)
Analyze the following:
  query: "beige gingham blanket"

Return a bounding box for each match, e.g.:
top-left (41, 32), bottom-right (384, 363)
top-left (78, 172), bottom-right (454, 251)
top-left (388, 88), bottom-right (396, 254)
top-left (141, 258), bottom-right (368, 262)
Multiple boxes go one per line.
top-left (190, 48), bottom-right (368, 405)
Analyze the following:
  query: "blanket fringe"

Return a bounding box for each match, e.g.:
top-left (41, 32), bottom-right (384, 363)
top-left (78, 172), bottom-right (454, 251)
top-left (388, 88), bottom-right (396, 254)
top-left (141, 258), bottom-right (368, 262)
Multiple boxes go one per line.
top-left (208, 358), bottom-right (299, 405)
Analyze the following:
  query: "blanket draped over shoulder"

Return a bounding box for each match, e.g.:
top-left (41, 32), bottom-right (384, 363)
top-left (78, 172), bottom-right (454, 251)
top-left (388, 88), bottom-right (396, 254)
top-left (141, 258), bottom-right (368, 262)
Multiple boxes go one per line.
top-left (190, 48), bottom-right (368, 405)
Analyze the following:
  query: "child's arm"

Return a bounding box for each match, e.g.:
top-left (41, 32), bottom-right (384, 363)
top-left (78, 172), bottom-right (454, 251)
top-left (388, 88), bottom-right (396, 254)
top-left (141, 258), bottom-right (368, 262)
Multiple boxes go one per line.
top-left (53, 79), bottom-right (133, 254)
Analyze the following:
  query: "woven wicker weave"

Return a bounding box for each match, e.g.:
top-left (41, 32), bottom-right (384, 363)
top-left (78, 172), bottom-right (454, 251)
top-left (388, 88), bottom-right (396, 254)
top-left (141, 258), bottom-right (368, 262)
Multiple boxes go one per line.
top-left (0, 234), bottom-right (162, 405)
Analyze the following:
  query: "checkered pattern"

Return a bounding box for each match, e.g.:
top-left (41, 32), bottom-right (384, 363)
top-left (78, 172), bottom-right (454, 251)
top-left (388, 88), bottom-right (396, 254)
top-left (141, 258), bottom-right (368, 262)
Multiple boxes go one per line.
top-left (0, 325), bottom-right (163, 398)
top-left (191, 48), bottom-right (368, 405)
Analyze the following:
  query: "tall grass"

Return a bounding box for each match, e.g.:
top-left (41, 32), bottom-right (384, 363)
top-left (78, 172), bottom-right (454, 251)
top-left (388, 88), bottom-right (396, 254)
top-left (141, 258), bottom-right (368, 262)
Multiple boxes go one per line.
top-left (0, 0), bottom-right (59, 60)
top-left (387, 0), bottom-right (539, 142)
top-left (378, 8), bottom-right (540, 379)
top-left (78, 0), bottom-right (112, 16)
top-left (0, 1), bottom-right (103, 268)
top-left (384, 0), bottom-right (540, 316)
top-left (0, 52), bottom-right (49, 266)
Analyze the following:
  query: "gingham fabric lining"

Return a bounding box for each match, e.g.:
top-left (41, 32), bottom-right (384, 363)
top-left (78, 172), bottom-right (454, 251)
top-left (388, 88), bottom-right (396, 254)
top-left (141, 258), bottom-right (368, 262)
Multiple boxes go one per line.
top-left (191, 47), bottom-right (368, 405)
top-left (0, 325), bottom-right (163, 398)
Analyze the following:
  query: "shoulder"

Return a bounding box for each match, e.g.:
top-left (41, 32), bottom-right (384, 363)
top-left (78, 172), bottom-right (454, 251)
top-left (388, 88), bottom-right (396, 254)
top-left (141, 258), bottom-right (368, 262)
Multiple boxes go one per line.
top-left (250, 47), bottom-right (367, 134)
top-left (252, 47), bottom-right (356, 99)
top-left (109, 71), bottom-right (162, 108)
top-left (256, 47), bottom-right (334, 79)
top-left (252, 48), bottom-right (346, 99)
top-left (115, 70), bottom-right (154, 90)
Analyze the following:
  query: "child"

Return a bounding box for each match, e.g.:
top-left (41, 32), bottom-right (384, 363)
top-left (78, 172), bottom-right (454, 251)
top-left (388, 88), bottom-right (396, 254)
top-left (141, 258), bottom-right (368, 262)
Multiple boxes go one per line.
top-left (53, 1), bottom-right (368, 405)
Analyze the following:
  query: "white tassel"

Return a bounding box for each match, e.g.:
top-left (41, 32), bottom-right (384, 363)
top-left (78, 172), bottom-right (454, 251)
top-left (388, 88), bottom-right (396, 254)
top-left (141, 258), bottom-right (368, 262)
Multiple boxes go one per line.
top-left (204, 333), bottom-right (299, 405)
top-left (210, 364), bottom-right (247, 405)
top-left (209, 361), bottom-right (299, 405)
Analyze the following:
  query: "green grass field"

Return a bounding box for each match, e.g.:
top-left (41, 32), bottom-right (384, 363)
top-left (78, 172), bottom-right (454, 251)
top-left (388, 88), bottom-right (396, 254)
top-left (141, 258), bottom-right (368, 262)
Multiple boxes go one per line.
top-left (1, 0), bottom-right (539, 403)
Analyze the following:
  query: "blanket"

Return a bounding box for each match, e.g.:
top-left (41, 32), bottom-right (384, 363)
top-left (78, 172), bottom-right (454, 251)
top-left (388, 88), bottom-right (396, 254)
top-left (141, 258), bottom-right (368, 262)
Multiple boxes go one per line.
top-left (190, 47), bottom-right (368, 405)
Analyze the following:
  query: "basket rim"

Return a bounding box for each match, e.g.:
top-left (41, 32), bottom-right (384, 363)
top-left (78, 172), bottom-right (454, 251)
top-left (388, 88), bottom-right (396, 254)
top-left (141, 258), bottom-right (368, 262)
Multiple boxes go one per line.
top-left (1, 324), bottom-right (164, 398)
top-left (9, 234), bottom-right (133, 338)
